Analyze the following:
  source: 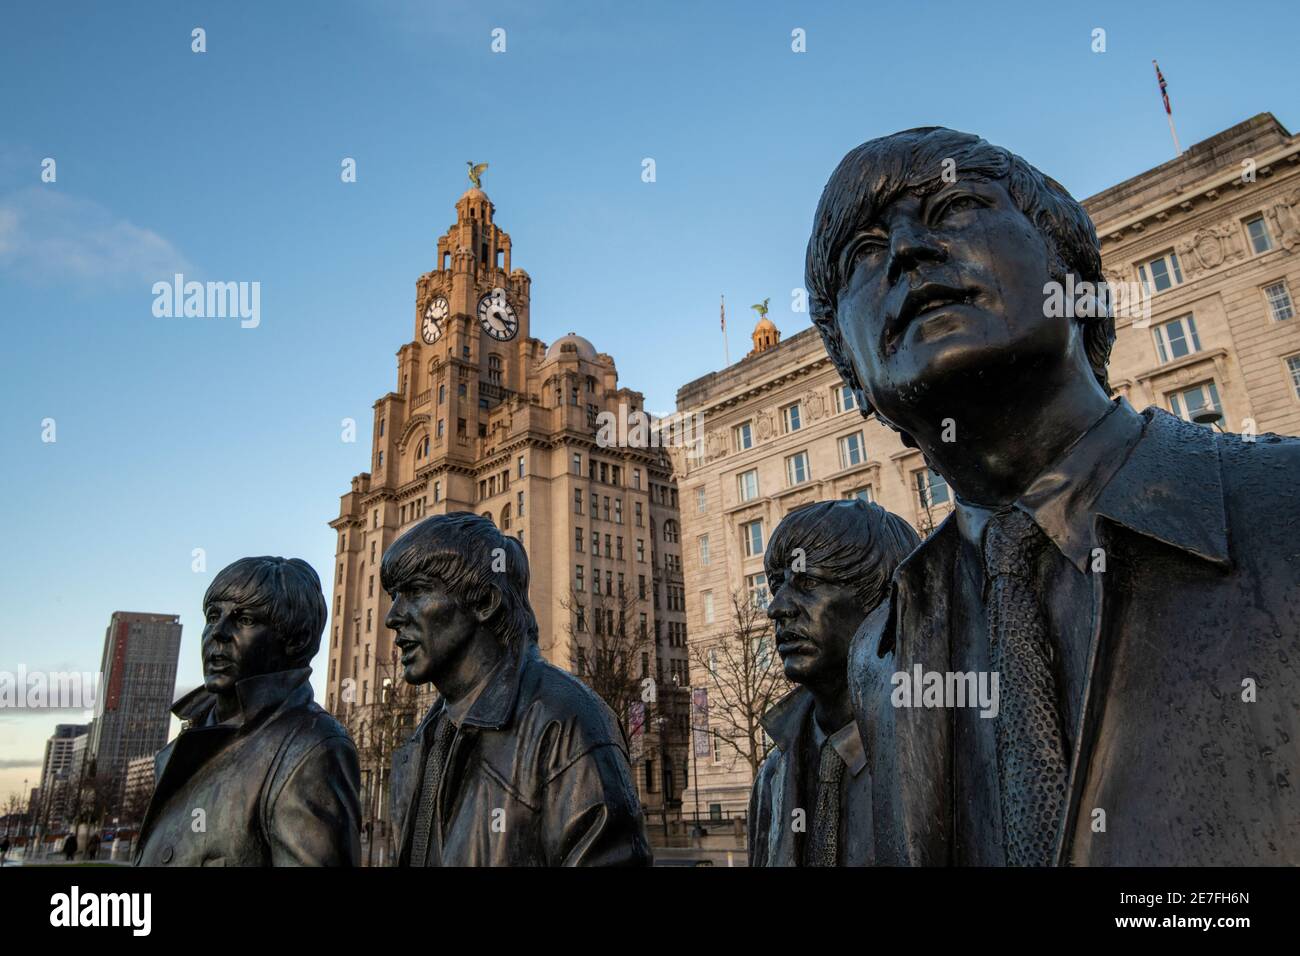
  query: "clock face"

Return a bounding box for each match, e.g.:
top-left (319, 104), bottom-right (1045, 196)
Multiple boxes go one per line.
top-left (422, 296), bottom-right (448, 344)
top-left (477, 288), bottom-right (518, 341)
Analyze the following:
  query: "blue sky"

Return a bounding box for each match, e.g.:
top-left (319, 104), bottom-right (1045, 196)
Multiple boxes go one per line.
top-left (2, 0), bottom-right (1297, 799)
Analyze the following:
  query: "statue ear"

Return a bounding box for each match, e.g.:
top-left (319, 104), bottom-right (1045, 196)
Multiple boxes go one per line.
top-left (473, 585), bottom-right (503, 625)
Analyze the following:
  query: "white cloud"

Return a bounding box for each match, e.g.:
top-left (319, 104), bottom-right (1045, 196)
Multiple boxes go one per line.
top-left (0, 188), bottom-right (193, 286)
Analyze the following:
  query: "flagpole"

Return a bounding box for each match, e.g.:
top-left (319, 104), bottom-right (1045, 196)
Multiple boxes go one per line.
top-left (721, 294), bottom-right (730, 367)
top-left (1153, 60), bottom-right (1182, 157)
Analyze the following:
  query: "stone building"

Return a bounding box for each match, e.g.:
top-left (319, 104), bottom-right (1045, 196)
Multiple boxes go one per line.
top-left (673, 112), bottom-right (1300, 833)
top-left (326, 185), bottom-right (689, 853)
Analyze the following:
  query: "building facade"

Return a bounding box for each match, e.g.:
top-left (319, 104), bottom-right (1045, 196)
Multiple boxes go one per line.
top-left (86, 611), bottom-right (182, 809)
top-left (326, 185), bottom-right (689, 852)
top-left (674, 112), bottom-right (1300, 828)
top-left (36, 723), bottom-right (89, 834)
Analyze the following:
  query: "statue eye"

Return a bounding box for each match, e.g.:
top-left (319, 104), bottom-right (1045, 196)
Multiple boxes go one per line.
top-left (237, 613), bottom-right (257, 628)
top-left (842, 234), bottom-right (887, 277)
top-left (935, 193), bottom-right (983, 221)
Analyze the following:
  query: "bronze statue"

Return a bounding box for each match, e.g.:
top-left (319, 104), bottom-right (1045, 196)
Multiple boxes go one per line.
top-left (135, 557), bottom-right (362, 866)
top-left (748, 499), bottom-right (919, 866)
top-left (384, 512), bottom-right (652, 866)
top-left (806, 126), bottom-right (1300, 865)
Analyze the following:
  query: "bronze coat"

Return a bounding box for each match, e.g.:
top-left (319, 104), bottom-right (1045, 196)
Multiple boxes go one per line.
top-left (134, 668), bottom-right (361, 867)
top-left (851, 408), bottom-right (1300, 865)
top-left (390, 642), bottom-right (652, 866)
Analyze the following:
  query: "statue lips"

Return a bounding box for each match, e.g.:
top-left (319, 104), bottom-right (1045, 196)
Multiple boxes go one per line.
top-left (885, 280), bottom-right (979, 353)
top-left (776, 629), bottom-right (817, 660)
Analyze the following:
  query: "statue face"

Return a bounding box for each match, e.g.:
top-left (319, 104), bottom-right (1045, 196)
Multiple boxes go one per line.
top-left (385, 577), bottom-right (479, 686)
top-left (832, 177), bottom-right (1065, 430)
top-left (766, 566), bottom-right (862, 689)
top-left (202, 600), bottom-right (288, 694)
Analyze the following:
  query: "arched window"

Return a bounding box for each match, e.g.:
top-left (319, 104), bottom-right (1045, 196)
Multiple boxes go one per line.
top-left (501, 503), bottom-right (512, 530)
top-left (488, 354), bottom-right (503, 386)
top-left (663, 519), bottom-right (679, 543)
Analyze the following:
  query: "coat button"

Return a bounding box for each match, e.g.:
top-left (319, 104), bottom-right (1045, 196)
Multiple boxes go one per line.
top-left (161, 846), bottom-right (174, 863)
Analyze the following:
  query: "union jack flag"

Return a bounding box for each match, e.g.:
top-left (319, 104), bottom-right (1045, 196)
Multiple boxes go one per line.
top-left (1154, 60), bottom-right (1171, 116)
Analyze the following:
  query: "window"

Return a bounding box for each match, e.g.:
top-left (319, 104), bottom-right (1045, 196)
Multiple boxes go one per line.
top-left (576, 605), bottom-right (586, 633)
top-left (638, 575), bottom-right (646, 599)
top-left (575, 527), bottom-right (584, 552)
top-left (517, 456), bottom-right (525, 478)
top-left (438, 384), bottom-right (445, 404)
top-left (377, 451), bottom-right (383, 469)
top-left (637, 539), bottom-right (645, 562)
top-left (1152, 314), bottom-right (1202, 364)
top-left (845, 486), bottom-right (873, 503)
top-left (702, 590), bottom-right (715, 624)
top-left (436, 418), bottom-right (444, 439)
top-left (1287, 356), bottom-right (1300, 400)
top-left (745, 571), bottom-right (770, 609)
top-left (711, 734), bottom-right (722, 766)
top-left (592, 531), bottom-right (599, 554)
top-left (698, 535), bottom-right (711, 566)
top-left (634, 501), bottom-right (643, 526)
top-left (663, 519), bottom-right (679, 543)
top-left (1245, 215), bottom-right (1273, 255)
top-left (517, 490), bottom-right (524, 517)
top-left (572, 452), bottom-right (582, 475)
top-left (785, 451), bottom-right (810, 486)
top-left (614, 499), bottom-right (623, 524)
top-left (915, 467), bottom-right (951, 508)
top-left (737, 469), bottom-right (759, 502)
top-left (833, 383), bottom-right (858, 413)
top-left (604, 534), bottom-right (612, 558)
top-left (500, 503), bottom-right (512, 531)
top-left (741, 519), bottom-right (764, 558)
top-left (574, 489), bottom-right (583, 514)
top-left (434, 480), bottom-right (441, 502)
top-left (1265, 280), bottom-right (1295, 322)
top-left (1168, 381), bottom-right (1222, 425)
top-left (590, 495), bottom-right (598, 519)
top-left (617, 537), bottom-right (624, 560)
top-left (576, 565), bottom-right (584, 591)
top-left (839, 432), bottom-right (865, 468)
top-left (733, 421), bottom-right (754, 451)
top-left (1137, 250), bottom-right (1183, 295)
top-left (781, 402), bottom-right (802, 433)
top-left (696, 486), bottom-right (706, 513)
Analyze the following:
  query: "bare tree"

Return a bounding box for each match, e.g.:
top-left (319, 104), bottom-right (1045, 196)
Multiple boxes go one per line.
top-left (689, 590), bottom-right (790, 780)
top-left (346, 647), bottom-right (425, 866)
top-left (558, 585), bottom-right (650, 733)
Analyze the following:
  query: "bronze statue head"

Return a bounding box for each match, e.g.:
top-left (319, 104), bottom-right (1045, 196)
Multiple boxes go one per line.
top-left (805, 127), bottom-right (1114, 447)
top-left (764, 499), bottom-right (919, 691)
top-left (201, 556), bottom-right (327, 696)
top-left (381, 512), bottom-right (536, 689)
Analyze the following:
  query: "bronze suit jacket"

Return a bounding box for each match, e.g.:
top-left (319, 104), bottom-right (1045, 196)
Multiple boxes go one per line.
top-left (390, 641), bottom-right (653, 866)
top-left (135, 668), bottom-right (362, 867)
top-left (850, 406), bottom-right (1300, 865)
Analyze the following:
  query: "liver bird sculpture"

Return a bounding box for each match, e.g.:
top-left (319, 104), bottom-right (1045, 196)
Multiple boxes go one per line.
top-left (467, 161), bottom-right (489, 189)
top-left (751, 298), bottom-right (770, 320)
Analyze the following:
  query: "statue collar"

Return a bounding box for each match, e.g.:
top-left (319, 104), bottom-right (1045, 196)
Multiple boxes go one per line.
top-left (948, 397), bottom-right (1230, 572)
top-left (171, 666), bottom-right (314, 730)
top-left (762, 686), bottom-right (866, 777)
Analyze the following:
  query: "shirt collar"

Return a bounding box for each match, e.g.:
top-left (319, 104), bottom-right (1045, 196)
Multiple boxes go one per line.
top-left (762, 686), bottom-right (867, 777)
top-left (414, 641), bottom-right (534, 739)
top-left (931, 398), bottom-right (1230, 582)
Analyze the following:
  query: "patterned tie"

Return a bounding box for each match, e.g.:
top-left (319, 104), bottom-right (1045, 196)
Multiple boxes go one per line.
top-left (983, 508), bottom-right (1069, 867)
top-left (806, 737), bottom-right (846, 867)
top-left (408, 714), bottom-right (457, 867)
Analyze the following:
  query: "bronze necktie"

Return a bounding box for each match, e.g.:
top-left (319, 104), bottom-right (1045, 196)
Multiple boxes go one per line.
top-left (983, 508), bottom-right (1069, 867)
top-left (806, 737), bottom-right (846, 867)
top-left (409, 714), bottom-right (457, 867)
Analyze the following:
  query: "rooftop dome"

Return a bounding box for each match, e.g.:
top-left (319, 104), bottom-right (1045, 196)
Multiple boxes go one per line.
top-left (544, 332), bottom-right (598, 363)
